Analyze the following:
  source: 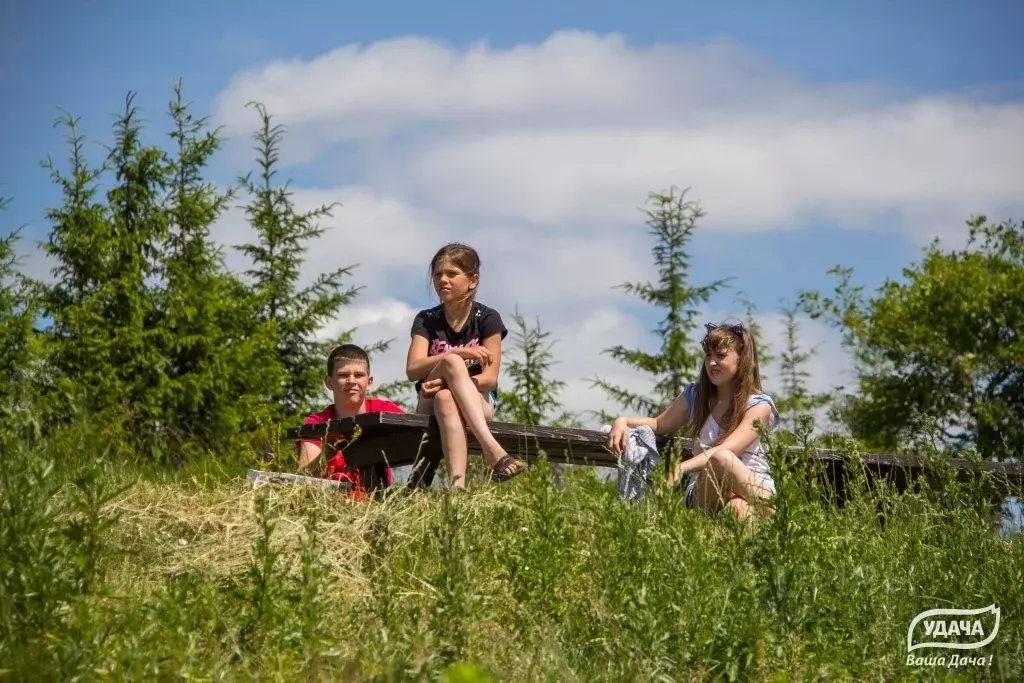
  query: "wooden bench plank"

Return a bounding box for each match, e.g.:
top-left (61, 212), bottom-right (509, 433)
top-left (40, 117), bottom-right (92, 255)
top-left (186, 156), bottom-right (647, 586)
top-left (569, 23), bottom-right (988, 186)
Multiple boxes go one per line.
top-left (288, 412), bottom-right (618, 467)
top-left (284, 412), bottom-right (1024, 494)
top-left (247, 469), bottom-right (353, 492)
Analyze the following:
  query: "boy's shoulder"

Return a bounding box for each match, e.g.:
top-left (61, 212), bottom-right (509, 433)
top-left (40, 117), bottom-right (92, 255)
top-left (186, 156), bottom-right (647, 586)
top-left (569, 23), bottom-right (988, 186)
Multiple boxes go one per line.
top-left (364, 397), bottom-right (406, 414)
top-left (303, 405), bottom-right (336, 424)
top-left (303, 400), bottom-right (405, 424)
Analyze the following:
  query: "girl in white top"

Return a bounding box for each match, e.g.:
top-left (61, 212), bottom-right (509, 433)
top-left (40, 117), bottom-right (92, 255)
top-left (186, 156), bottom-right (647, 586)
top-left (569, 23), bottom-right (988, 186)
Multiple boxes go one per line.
top-left (607, 321), bottom-right (780, 520)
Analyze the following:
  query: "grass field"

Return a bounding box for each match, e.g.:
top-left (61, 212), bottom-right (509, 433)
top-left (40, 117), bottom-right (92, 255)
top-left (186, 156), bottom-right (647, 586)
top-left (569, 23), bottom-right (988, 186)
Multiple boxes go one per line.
top-left (1, 423), bottom-right (1021, 681)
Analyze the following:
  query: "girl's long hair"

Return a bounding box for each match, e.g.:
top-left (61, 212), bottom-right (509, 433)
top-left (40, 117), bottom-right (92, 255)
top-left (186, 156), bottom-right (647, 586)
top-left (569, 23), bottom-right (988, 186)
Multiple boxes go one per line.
top-left (687, 322), bottom-right (763, 445)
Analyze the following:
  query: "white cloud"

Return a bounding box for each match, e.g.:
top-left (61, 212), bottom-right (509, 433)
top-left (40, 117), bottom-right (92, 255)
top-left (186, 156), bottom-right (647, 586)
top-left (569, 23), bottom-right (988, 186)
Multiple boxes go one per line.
top-left (213, 31), bottom-right (1024, 243)
top-left (11, 238), bottom-right (54, 285)
top-left (213, 32), bottom-right (876, 143)
top-left (204, 29), bottom-right (1020, 439)
top-left (387, 107), bottom-right (1022, 238)
top-left (212, 185), bottom-right (454, 292)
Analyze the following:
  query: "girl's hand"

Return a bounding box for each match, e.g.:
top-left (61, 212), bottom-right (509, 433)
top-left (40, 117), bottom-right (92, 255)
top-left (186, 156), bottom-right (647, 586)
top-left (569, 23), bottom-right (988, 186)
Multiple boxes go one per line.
top-left (454, 346), bottom-right (491, 365)
top-left (420, 378), bottom-right (446, 398)
top-left (672, 448), bottom-right (713, 483)
top-left (665, 462), bottom-right (683, 488)
top-left (607, 417), bottom-right (629, 456)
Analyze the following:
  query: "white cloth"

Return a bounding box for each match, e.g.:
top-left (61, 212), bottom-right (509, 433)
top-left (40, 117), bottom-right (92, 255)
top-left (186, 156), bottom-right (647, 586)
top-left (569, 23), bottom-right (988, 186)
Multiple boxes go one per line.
top-left (601, 424), bottom-right (661, 503)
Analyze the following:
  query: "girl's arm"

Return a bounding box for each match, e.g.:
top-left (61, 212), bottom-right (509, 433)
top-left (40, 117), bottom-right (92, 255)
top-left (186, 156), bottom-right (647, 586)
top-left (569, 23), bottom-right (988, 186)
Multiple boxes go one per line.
top-left (469, 333), bottom-right (502, 393)
top-left (614, 391), bottom-right (690, 435)
top-left (406, 334), bottom-right (493, 383)
top-left (406, 335), bottom-right (446, 381)
top-left (672, 402), bottom-right (774, 480)
top-left (607, 392), bottom-right (690, 456)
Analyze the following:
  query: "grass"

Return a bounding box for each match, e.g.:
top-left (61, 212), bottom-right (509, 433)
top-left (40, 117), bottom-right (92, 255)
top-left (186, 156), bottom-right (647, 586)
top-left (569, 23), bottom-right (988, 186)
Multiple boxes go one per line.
top-left (1, 420), bottom-right (1022, 681)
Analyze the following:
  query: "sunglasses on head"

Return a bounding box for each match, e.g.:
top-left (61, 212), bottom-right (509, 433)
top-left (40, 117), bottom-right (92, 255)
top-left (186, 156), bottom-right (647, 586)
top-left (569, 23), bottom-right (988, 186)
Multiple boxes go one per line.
top-left (704, 322), bottom-right (746, 336)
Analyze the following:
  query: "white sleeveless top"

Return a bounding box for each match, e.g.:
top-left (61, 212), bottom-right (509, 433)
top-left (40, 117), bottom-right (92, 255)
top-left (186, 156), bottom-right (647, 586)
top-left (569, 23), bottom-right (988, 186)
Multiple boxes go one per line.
top-left (691, 412), bottom-right (774, 484)
top-left (680, 382), bottom-right (780, 492)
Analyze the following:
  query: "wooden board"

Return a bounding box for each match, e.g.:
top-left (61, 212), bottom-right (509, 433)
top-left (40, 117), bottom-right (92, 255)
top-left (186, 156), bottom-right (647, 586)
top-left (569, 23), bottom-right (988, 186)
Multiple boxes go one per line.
top-left (247, 469), bottom-right (353, 492)
top-left (285, 412), bottom-right (1024, 500)
top-left (289, 412), bottom-right (617, 467)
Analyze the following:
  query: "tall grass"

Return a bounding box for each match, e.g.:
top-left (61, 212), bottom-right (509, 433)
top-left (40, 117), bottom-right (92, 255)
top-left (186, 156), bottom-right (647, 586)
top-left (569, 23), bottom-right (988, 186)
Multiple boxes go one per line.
top-left (0, 417), bottom-right (1021, 681)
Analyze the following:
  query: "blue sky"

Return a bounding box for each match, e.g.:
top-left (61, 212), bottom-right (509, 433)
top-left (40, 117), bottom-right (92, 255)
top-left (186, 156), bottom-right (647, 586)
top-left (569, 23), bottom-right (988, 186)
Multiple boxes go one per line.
top-left (2, 0), bottom-right (1023, 422)
top-left (5, 0), bottom-right (1022, 233)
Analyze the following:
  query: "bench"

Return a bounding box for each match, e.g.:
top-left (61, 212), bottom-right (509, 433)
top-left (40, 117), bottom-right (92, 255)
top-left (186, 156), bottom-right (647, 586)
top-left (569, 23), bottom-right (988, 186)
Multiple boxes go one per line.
top-left (285, 412), bottom-right (1023, 503)
top-left (288, 412), bottom-right (618, 491)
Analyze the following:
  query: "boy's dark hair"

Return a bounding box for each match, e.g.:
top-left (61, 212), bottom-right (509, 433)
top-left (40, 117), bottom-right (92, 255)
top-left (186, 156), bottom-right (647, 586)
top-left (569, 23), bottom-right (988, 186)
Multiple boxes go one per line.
top-left (326, 344), bottom-right (371, 375)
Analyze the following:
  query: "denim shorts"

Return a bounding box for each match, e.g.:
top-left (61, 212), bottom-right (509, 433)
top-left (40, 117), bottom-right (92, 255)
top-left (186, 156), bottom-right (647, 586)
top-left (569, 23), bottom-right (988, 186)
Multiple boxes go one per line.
top-left (684, 476), bottom-right (698, 508)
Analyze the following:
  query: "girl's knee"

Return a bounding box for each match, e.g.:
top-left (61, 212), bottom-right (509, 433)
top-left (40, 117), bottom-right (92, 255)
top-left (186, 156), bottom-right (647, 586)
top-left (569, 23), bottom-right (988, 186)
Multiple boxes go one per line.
top-left (438, 354), bottom-right (468, 377)
top-left (433, 389), bottom-right (458, 417)
top-left (725, 496), bottom-right (750, 516)
top-left (709, 448), bottom-right (738, 470)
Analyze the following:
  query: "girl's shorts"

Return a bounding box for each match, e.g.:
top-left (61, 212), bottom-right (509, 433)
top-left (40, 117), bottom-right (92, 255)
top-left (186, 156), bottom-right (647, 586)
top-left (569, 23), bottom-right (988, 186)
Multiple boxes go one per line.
top-left (417, 389), bottom-right (499, 410)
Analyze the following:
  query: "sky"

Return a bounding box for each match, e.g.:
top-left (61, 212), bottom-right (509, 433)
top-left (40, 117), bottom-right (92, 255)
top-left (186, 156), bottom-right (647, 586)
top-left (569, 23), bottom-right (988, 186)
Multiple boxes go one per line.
top-left (2, 0), bottom-right (1024, 432)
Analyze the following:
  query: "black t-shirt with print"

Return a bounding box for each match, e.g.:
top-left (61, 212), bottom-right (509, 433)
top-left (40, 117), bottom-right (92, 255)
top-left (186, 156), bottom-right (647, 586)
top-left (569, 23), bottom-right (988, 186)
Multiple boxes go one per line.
top-left (410, 302), bottom-right (508, 393)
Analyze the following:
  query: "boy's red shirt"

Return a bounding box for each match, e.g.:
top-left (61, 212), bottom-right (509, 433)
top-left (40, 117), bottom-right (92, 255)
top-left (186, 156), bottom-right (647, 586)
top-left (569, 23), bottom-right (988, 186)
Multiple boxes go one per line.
top-left (297, 397), bottom-right (405, 494)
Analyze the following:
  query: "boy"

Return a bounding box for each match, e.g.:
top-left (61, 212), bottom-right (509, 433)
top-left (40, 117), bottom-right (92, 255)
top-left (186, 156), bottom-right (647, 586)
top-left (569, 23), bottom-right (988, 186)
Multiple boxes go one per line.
top-left (296, 344), bottom-right (405, 496)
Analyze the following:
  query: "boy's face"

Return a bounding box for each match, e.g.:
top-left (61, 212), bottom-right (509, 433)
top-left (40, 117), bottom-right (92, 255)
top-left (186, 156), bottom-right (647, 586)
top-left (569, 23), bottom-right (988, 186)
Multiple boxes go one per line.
top-left (326, 360), bottom-right (373, 405)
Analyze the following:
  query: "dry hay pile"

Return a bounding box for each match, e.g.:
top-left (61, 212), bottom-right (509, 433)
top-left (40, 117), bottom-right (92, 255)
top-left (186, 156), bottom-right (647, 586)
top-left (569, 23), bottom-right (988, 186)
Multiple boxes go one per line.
top-left (102, 476), bottom-right (518, 598)
top-left (104, 477), bottom-right (427, 595)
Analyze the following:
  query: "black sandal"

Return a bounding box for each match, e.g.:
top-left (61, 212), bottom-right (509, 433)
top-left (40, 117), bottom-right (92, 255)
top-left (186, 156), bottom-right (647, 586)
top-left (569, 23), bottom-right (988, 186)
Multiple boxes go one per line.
top-left (491, 454), bottom-right (527, 483)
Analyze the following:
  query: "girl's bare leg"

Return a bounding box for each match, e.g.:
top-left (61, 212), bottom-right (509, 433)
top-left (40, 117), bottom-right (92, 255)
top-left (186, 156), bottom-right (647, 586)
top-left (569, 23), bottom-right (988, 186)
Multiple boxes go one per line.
top-left (691, 449), bottom-right (774, 517)
top-left (724, 496), bottom-right (752, 521)
top-left (424, 390), bottom-right (470, 488)
top-left (427, 355), bottom-right (522, 472)
top-left (418, 386), bottom-right (502, 489)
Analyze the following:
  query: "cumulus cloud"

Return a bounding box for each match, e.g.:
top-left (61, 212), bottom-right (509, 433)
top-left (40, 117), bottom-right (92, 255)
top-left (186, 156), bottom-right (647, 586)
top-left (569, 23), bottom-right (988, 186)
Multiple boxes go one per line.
top-left (213, 30), bottom-right (1024, 242)
top-left (385, 108), bottom-right (1022, 237)
top-left (204, 29), bottom-right (1020, 434)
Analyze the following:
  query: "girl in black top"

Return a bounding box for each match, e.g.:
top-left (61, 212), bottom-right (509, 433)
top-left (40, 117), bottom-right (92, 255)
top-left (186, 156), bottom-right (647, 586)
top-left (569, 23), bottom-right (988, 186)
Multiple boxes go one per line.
top-left (405, 243), bottom-right (526, 489)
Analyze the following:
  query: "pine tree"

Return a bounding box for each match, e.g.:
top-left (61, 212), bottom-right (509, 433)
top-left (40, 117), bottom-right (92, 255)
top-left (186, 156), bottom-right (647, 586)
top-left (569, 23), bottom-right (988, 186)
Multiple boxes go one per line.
top-left (235, 102), bottom-right (362, 417)
top-left (775, 302), bottom-right (831, 430)
top-left (156, 80), bottom-right (260, 449)
top-left (0, 196), bottom-right (38, 414)
top-left (37, 110), bottom-right (126, 419)
top-left (100, 94), bottom-right (173, 448)
top-left (497, 308), bottom-right (579, 427)
top-left (39, 96), bottom-right (172, 450)
top-left (591, 187), bottom-right (728, 419)
top-left (38, 112), bottom-right (110, 413)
